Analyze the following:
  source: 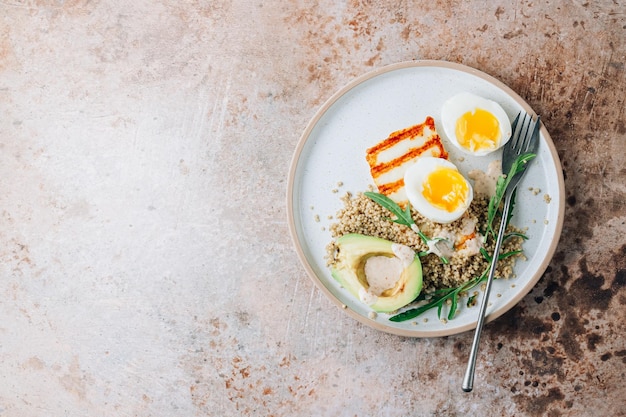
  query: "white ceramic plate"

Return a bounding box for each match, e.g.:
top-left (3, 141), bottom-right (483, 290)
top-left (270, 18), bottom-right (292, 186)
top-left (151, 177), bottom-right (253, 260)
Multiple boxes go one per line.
top-left (287, 60), bottom-right (564, 337)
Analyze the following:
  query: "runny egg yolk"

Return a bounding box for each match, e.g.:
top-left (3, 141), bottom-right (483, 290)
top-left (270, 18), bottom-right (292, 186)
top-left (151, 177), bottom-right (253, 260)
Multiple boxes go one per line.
top-left (422, 166), bottom-right (469, 213)
top-left (455, 108), bottom-right (501, 153)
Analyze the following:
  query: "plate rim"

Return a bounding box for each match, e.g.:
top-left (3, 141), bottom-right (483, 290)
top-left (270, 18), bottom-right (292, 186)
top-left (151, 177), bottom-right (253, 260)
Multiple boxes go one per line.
top-left (286, 59), bottom-right (565, 337)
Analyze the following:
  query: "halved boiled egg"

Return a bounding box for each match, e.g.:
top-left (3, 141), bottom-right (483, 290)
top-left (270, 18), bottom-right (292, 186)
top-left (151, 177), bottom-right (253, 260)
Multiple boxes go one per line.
top-left (404, 157), bottom-right (473, 224)
top-left (441, 92), bottom-right (511, 156)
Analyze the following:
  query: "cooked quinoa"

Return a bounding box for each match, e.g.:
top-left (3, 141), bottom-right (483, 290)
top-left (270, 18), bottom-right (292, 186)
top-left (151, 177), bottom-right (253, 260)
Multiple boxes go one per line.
top-left (326, 189), bottom-right (524, 293)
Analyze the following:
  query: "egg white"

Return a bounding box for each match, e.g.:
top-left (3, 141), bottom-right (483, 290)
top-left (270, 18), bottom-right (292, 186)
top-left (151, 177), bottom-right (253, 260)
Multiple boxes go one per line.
top-left (404, 157), bottom-right (473, 224)
top-left (441, 92), bottom-right (512, 156)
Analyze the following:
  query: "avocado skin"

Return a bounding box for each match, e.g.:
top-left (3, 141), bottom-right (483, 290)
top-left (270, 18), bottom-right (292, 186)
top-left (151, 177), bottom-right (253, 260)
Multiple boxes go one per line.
top-left (330, 234), bottom-right (422, 313)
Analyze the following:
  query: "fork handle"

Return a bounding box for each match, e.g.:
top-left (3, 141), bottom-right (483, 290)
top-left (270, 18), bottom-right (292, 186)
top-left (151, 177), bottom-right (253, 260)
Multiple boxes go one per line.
top-left (462, 189), bottom-right (514, 392)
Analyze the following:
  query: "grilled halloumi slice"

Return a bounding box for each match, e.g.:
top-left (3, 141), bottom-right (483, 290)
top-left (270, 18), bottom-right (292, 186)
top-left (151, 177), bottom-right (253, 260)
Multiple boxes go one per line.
top-left (365, 116), bottom-right (448, 206)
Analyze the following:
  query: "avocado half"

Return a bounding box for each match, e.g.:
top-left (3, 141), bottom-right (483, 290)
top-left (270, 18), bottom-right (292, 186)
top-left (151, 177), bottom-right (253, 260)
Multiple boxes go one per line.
top-left (330, 234), bottom-right (423, 313)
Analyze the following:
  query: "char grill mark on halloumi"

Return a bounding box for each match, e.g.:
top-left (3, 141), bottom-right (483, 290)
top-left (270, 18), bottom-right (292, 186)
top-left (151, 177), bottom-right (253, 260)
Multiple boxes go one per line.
top-left (365, 116), bottom-right (448, 205)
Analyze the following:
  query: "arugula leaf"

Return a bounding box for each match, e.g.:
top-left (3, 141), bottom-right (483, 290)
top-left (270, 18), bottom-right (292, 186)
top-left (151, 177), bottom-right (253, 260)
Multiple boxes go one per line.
top-left (504, 188), bottom-right (518, 229)
top-left (363, 191), bottom-right (413, 227)
top-left (497, 249), bottom-right (523, 260)
top-left (448, 290), bottom-right (459, 320)
top-left (391, 299), bottom-right (445, 322)
top-left (486, 153), bottom-right (536, 241)
top-left (363, 191), bottom-right (449, 264)
top-left (467, 293), bottom-right (478, 308)
top-left (504, 231), bottom-right (529, 241)
top-left (480, 245), bottom-right (525, 263)
top-left (389, 272), bottom-right (487, 322)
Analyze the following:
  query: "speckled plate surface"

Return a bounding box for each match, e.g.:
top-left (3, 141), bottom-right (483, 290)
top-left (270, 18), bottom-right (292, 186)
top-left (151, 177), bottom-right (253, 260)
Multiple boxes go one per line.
top-left (287, 60), bottom-right (564, 337)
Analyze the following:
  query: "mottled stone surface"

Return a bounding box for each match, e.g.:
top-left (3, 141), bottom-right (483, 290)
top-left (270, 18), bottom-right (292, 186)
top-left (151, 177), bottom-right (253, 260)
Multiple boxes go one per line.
top-left (1, 1), bottom-right (624, 416)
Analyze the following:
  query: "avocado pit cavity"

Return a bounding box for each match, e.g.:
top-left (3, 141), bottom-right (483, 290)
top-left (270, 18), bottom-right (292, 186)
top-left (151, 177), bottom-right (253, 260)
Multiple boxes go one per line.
top-left (358, 244), bottom-right (416, 306)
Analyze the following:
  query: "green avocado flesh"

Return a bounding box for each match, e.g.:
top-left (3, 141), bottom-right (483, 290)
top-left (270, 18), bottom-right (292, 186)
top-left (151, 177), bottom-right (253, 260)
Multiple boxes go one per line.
top-left (330, 234), bottom-right (423, 313)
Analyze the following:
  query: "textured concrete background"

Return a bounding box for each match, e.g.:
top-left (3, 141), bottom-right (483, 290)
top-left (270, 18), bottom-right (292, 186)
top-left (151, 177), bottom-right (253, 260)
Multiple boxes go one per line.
top-left (1, 1), bottom-right (625, 416)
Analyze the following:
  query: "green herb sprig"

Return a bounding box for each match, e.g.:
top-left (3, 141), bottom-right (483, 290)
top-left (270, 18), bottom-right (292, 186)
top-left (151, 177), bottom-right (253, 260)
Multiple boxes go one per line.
top-left (390, 272), bottom-right (486, 322)
top-left (363, 191), bottom-right (450, 264)
top-left (485, 153), bottom-right (536, 241)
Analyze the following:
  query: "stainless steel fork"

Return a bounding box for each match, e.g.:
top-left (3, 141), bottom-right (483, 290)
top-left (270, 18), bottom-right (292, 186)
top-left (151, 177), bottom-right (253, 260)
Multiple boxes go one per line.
top-left (462, 112), bottom-right (541, 392)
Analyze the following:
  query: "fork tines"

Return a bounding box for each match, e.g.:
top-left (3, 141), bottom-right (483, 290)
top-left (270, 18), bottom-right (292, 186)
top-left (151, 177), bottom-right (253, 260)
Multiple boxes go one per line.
top-left (510, 112), bottom-right (540, 155)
